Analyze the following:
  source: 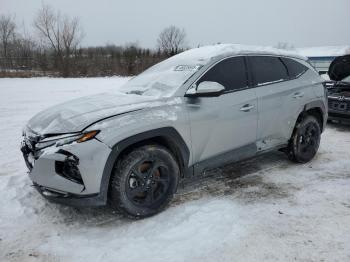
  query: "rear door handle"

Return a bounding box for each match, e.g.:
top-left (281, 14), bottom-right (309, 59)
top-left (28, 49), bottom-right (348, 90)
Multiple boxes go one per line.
top-left (293, 92), bottom-right (304, 99)
top-left (240, 104), bottom-right (255, 112)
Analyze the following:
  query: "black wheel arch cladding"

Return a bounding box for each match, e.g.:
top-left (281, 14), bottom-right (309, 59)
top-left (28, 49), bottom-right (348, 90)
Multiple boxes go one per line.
top-left (301, 101), bottom-right (327, 132)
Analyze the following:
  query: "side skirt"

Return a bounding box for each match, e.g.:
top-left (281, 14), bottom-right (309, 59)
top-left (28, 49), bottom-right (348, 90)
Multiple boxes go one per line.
top-left (193, 143), bottom-right (257, 177)
top-left (179, 142), bottom-right (288, 187)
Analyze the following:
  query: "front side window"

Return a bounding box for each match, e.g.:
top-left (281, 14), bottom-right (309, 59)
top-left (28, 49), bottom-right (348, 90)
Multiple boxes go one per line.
top-left (250, 56), bottom-right (288, 86)
top-left (282, 57), bottom-right (308, 79)
top-left (198, 56), bottom-right (248, 92)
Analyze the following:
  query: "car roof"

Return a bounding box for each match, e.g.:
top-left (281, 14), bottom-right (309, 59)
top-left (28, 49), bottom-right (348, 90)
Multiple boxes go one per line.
top-left (167, 44), bottom-right (307, 66)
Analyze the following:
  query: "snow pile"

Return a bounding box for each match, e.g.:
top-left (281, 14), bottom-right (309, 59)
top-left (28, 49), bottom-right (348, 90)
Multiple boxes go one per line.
top-left (297, 45), bottom-right (350, 58)
top-left (320, 73), bottom-right (330, 80)
top-left (0, 77), bottom-right (350, 262)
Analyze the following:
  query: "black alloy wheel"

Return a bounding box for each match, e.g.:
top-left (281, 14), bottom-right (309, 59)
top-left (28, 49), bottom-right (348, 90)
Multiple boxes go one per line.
top-left (125, 159), bottom-right (171, 207)
top-left (288, 115), bottom-right (321, 163)
top-left (109, 144), bottom-right (179, 218)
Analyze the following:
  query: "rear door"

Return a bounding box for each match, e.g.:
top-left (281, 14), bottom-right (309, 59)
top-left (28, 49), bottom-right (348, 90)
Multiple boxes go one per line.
top-left (248, 55), bottom-right (304, 151)
top-left (186, 56), bottom-right (258, 167)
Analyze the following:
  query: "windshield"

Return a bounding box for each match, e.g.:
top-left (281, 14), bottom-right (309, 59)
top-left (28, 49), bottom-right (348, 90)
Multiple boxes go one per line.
top-left (119, 59), bottom-right (202, 97)
top-left (342, 75), bottom-right (350, 82)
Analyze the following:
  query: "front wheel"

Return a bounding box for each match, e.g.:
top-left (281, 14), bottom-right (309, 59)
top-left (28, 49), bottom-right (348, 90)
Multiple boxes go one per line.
top-left (109, 145), bottom-right (179, 218)
top-left (287, 115), bottom-right (321, 163)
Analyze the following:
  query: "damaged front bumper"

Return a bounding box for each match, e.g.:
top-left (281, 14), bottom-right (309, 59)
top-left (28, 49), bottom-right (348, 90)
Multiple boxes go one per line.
top-left (21, 134), bottom-right (112, 207)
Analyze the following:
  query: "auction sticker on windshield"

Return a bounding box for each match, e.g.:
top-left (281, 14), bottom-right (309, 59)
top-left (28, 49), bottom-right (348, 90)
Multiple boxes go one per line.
top-left (174, 65), bottom-right (201, 71)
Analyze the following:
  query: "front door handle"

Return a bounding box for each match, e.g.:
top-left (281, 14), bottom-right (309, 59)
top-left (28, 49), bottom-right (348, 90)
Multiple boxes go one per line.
top-left (293, 92), bottom-right (304, 99)
top-left (240, 104), bottom-right (255, 112)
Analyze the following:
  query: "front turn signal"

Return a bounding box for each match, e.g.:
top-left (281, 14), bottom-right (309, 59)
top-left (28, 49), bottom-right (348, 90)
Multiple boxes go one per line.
top-left (77, 130), bottom-right (100, 143)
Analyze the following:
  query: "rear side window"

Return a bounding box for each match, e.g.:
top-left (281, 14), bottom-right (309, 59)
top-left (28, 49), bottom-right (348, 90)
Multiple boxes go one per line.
top-left (281, 57), bottom-right (308, 79)
top-left (249, 56), bottom-right (289, 86)
top-left (198, 57), bottom-right (248, 92)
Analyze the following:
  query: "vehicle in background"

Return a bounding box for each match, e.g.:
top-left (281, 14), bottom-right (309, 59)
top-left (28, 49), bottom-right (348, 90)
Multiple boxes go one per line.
top-left (326, 55), bottom-right (350, 123)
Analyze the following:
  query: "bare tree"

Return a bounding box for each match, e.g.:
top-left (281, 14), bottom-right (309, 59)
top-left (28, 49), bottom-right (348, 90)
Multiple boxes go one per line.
top-left (0, 14), bottom-right (16, 67)
top-left (33, 4), bottom-right (83, 76)
top-left (157, 25), bottom-right (186, 57)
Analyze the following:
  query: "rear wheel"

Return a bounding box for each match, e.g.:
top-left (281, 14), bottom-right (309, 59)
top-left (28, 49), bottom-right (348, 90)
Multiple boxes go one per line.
top-left (109, 145), bottom-right (179, 218)
top-left (287, 115), bottom-right (321, 163)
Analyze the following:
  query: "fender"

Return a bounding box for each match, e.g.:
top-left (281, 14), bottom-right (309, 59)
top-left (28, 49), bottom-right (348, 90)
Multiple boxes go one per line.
top-left (302, 100), bottom-right (328, 132)
top-left (286, 99), bottom-right (327, 143)
top-left (98, 127), bottom-right (191, 203)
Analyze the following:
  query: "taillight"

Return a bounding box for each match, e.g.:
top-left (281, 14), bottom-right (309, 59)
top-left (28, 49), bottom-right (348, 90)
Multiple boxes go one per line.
top-left (322, 81), bottom-right (335, 97)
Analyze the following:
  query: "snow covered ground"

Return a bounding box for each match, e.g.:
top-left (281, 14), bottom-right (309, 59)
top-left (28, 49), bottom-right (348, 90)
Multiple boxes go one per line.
top-left (0, 77), bottom-right (349, 262)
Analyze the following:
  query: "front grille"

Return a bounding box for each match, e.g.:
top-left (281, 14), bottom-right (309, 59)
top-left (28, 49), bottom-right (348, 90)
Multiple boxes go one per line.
top-left (328, 98), bottom-right (350, 112)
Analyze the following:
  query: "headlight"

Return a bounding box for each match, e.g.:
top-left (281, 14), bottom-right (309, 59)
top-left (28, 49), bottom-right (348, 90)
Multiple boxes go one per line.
top-left (36, 130), bottom-right (100, 150)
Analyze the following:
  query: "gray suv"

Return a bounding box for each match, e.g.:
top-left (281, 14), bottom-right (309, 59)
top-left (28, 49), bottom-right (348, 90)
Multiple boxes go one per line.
top-left (21, 44), bottom-right (327, 218)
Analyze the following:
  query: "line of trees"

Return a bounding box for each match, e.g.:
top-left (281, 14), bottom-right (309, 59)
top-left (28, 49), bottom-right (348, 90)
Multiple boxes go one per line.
top-left (0, 4), bottom-right (187, 77)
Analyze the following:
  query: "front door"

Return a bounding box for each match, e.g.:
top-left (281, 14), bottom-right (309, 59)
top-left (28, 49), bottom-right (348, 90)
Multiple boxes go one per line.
top-left (186, 56), bottom-right (258, 169)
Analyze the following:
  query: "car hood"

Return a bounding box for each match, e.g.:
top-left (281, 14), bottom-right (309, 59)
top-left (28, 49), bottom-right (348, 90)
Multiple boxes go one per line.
top-left (328, 55), bottom-right (350, 82)
top-left (27, 92), bottom-right (157, 135)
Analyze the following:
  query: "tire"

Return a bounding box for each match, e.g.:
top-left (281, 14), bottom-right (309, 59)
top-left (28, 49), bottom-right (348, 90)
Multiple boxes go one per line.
top-left (109, 144), bottom-right (179, 218)
top-left (287, 115), bottom-right (321, 163)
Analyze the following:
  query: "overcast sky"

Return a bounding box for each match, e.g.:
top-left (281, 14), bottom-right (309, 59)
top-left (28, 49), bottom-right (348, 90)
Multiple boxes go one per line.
top-left (1, 0), bottom-right (350, 49)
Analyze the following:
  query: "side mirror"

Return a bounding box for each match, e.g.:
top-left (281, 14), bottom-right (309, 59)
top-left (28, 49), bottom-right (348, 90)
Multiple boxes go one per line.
top-left (185, 81), bottom-right (225, 97)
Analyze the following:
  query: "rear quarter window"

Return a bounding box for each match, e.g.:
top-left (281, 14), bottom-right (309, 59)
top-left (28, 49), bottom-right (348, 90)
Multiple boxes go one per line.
top-left (281, 57), bottom-right (308, 79)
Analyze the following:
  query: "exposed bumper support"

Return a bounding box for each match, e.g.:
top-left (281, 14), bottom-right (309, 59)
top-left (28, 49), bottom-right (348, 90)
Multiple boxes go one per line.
top-left (33, 183), bottom-right (105, 207)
